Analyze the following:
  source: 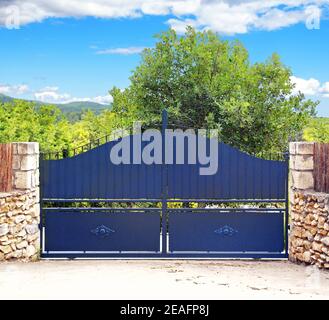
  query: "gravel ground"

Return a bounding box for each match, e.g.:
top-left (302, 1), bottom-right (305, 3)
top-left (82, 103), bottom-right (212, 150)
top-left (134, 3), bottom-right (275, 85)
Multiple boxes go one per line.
top-left (0, 260), bottom-right (329, 300)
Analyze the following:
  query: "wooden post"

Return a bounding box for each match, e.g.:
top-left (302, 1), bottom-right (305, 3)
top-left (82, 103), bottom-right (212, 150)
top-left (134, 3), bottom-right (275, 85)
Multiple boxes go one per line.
top-left (314, 143), bottom-right (329, 193)
top-left (0, 143), bottom-right (13, 192)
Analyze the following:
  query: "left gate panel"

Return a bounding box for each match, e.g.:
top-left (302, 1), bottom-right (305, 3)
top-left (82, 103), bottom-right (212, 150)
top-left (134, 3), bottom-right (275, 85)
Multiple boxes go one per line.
top-left (43, 209), bottom-right (161, 253)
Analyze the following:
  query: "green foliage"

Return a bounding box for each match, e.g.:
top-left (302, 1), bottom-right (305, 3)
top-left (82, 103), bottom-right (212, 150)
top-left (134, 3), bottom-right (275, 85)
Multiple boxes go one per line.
top-left (304, 118), bottom-right (329, 142)
top-left (0, 100), bottom-right (70, 152)
top-left (115, 27), bottom-right (317, 154)
top-left (0, 100), bottom-right (122, 154)
top-left (0, 93), bottom-right (111, 118)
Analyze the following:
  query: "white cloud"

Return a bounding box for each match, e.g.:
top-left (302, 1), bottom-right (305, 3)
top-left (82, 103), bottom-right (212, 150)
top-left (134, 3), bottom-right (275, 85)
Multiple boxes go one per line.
top-left (291, 76), bottom-right (321, 95)
top-left (34, 86), bottom-right (113, 105)
top-left (96, 47), bottom-right (146, 55)
top-left (167, 18), bottom-right (200, 34)
top-left (291, 76), bottom-right (329, 97)
top-left (0, 83), bottom-right (29, 95)
top-left (168, 0), bottom-right (327, 35)
top-left (34, 86), bottom-right (70, 103)
top-left (0, 1), bottom-right (328, 34)
top-left (319, 82), bottom-right (329, 97)
top-left (253, 7), bottom-right (307, 31)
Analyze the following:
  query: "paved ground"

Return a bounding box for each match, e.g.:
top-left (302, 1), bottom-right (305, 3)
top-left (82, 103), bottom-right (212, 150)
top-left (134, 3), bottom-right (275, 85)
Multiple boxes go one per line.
top-left (0, 260), bottom-right (329, 300)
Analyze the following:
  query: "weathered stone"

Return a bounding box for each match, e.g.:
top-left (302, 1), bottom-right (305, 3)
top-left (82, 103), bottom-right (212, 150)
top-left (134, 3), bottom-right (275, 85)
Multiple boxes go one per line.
top-left (291, 171), bottom-right (314, 190)
top-left (314, 234), bottom-right (322, 242)
top-left (16, 240), bottom-right (28, 249)
top-left (295, 142), bottom-right (314, 155)
top-left (0, 235), bottom-right (8, 242)
top-left (292, 237), bottom-right (304, 247)
top-left (303, 240), bottom-right (312, 250)
top-left (304, 214), bottom-right (313, 225)
top-left (290, 155), bottom-right (314, 171)
top-left (291, 226), bottom-right (303, 238)
top-left (33, 169), bottom-right (40, 188)
top-left (319, 229), bottom-right (328, 236)
top-left (1, 240), bottom-right (12, 245)
top-left (25, 224), bottom-right (38, 235)
top-left (289, 142), bottom-right (297, 155)
top-left (6, 249), bottom-right (22, 259)
top-left (17, 229), bottom-right (26, 237)
top-left (14, 171), bottom-right (32, 190)
top-left (0, 245), bottom-right (12, 254)
top-left (303, 251), bottom-right (312, 263)
top-left (15, 142), bottom-right (39, 155)
top-left (312, 241), bottom-right (323, 252)
top-left (0, 223), bottom-right (9, 236)
top-left (20, 155), bottom-right (37, 171)
top-left (318, 216), bottom-right (326, 227)
top-left (321, 237), bottom-right (329, 247)
top-left (305, 225), bottom-right (317, 236)
top-left (14, 215), bottom-right (25, 223)
top-left (25, 245), bottom-right (36, 257)
top-left (29, 204), bottom-right (40, 218)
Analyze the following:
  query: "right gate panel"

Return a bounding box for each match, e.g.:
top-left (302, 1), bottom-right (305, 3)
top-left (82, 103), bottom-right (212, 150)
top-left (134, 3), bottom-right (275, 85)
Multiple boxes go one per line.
top-left (168, 209), bottom-right (285, 253)
top-left (167, 141), bottom-right (287, 200)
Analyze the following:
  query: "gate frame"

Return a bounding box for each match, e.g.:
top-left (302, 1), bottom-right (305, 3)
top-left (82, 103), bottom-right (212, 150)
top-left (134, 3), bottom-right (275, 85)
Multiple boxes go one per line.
top-left (40, 109), bottom-right (289, 259)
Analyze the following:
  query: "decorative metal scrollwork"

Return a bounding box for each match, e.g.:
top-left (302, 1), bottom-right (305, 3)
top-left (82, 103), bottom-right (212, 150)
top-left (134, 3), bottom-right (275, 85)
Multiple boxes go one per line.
top-left (214, 225), bottom-right (238, 237)
top-left (91, 225), bottom-right (115, 238)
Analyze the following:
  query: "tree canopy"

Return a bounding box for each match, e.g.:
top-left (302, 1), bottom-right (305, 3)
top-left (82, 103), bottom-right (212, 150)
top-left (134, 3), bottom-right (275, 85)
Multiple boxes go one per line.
top-left (115, 27), bottom-right (317, 154)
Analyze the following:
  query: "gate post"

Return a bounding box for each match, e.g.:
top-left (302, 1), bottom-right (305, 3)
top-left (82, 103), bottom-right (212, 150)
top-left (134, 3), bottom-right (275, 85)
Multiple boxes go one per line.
top-left (0, 142), bottom-right (40, 261)
top-left (161, 109), bottom-right (168, 255)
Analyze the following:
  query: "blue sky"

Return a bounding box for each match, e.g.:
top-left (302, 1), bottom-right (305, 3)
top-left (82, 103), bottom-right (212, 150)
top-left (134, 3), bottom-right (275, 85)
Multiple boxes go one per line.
top-left (0, 0), bottom-right (328, 115)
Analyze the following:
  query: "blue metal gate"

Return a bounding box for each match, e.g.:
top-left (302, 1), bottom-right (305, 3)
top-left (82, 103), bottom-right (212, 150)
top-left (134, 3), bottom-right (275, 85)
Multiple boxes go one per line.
top-left (40, 111), bottom-right (289, 259)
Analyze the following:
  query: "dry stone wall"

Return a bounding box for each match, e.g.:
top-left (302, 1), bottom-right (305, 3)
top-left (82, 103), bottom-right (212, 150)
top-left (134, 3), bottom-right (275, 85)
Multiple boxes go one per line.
top-left (0, 142), bottom-right (40, 261)
top-left (289, 142), bottom-right (329, 269)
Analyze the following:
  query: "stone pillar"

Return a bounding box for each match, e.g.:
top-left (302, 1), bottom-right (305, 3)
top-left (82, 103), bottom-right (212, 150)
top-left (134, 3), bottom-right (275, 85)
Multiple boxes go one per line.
top-left (289, 142), bottom-right (329, 269)
top-left (289, 142), bottom-right (314, 191)
top-left (0, 142), bottom-right (40, 261)
top-left (12, 143), bottom-right (40, 191)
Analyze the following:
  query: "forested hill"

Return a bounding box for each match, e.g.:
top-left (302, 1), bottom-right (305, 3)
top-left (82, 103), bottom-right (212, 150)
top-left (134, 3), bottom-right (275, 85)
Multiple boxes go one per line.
top-left (0, 94), bottom-right (112, 117)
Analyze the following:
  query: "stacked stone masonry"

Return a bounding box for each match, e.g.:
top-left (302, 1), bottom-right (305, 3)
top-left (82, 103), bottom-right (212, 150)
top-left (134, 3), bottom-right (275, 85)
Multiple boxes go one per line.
top-left (289, 142), bottom-right (329, 269)
top-left (0, 142), bottom-right (40, 261)
top-left (0, 190), bottom-right (40, 260)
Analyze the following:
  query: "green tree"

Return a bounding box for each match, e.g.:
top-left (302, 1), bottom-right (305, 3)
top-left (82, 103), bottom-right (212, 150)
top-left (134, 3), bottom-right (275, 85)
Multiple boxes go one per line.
top-left (0, 100), bottom-right (72, 154)
top-left (115, 27), bottom-right (317, 154)
top-left (0, 99), bottom-right (130, 155)
top-left (304, 118), bottom-right (329, 142)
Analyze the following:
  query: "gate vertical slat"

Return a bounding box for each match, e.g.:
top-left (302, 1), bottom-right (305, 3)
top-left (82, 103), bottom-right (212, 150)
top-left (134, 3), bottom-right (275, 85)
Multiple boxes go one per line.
top-left (284, 153), bottom-right (289, 254)
top-left (39, 153), bottom-right (44, 255)
top-left (161, 109), bottom-right (168, 254)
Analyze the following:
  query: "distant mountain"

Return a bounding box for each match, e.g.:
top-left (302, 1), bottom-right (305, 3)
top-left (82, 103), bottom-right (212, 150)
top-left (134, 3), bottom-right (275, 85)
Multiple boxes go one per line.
top-left (0, 94), bottom-right (112, 114)
top-left (0, 93), bottom-right (14, 103)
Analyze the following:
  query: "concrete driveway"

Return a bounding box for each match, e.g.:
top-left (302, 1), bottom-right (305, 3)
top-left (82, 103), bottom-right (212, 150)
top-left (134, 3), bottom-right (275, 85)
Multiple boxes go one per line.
top-left (0, 260), bottom-right (328, 300)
